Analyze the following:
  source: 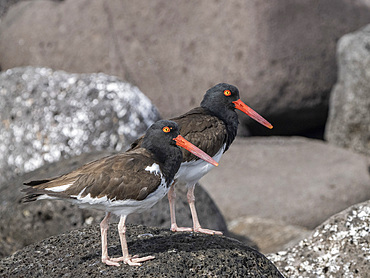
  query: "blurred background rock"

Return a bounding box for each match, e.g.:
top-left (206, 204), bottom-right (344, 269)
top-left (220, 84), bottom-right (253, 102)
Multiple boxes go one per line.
top-left (0, 1), bottom-right (369, 277)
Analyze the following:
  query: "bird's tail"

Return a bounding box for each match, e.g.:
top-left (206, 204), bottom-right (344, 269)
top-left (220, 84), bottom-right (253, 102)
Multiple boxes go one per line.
top-left (21, 179), bottom-right (55, 203)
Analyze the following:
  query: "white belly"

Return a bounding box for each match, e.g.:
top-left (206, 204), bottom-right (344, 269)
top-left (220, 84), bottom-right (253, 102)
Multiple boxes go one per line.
top-left (175, 144), bottom-right (225, 186)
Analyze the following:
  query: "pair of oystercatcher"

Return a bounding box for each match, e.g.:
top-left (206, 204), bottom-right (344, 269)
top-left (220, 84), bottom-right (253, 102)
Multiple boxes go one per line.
top-left (129, 83), bottom-right (272, 235)
top-left (22, 83), bottom-right (272, 266)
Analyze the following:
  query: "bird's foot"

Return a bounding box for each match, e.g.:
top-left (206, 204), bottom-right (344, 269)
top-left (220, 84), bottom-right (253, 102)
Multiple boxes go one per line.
top-left (193, 227), bottom-right (223, 235)
top-left (102, 256), bottom-right (121, 267)
top-left (107, 255), bottom-right (155, 266)
top-left (170, 224), bottom-right (193, 232)
top-left (171, 224), bottom-right (223, 235)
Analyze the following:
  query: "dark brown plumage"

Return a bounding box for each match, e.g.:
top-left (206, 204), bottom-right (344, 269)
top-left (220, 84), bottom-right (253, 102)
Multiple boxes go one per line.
top-left (23, 150), bottom-right (163, 202)
top-left (172, 107), bottom-right (227, 162)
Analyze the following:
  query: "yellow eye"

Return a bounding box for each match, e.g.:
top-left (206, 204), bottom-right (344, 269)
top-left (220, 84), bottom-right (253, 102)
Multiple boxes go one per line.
top-left (224, 90), bottom-right (231, 96)
top-left (162, 126), bottom-right (171, 133)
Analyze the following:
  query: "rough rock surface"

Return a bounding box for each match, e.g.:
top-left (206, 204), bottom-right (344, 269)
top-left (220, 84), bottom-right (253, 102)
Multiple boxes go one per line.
top-left (228, 216), bottom-right (311, 254)
top-left (2, 1), bottom-right (370, 136)
top-left (0, 224), bottom-right (284, 278)
top-left (201, 137), bottom-right (370, 229)
top-left (268, 200), bottom-right (370, 278)
top-left (325, 24), bottom-right (370, 156)
top-left (0, 152), bottom-right (230, 259)
top-left (0, 67), bottom-right (160, 188)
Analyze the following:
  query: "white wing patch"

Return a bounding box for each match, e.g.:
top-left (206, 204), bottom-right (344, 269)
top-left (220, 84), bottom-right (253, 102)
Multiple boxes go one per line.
top-left (45, 182), bottom-right (74, 192)
top-left (145, 163), bottom-right (160, 175)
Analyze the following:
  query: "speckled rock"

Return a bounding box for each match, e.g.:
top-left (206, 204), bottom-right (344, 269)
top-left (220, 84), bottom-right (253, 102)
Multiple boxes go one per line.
top-left (268, 200), bottom-right (370, 278)
top-left (0, 67), bottom-right (160, 188)
top-left (0, 224), bottom-right (284, 278)
top-left (0, 151), bottom-right (230, 259)
top-left (325, 24), bottom-right (370, 156)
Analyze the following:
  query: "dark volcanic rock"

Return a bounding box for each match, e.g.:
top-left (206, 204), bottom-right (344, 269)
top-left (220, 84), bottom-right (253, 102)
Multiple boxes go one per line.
top-left (0, 67), bottom-right (160, 189)
top-left (0, 224), bottom-right (284, 278)
top-left (0, 152), bottom-right (231, 259)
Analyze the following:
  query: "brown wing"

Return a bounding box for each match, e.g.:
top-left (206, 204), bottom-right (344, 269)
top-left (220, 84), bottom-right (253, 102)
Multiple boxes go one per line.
top-left (128, 107), bottom-right (227, 162)
top-left (172, 107), bottom-right (227, 162)
top-left (23, 149), bottom-right (163, 202)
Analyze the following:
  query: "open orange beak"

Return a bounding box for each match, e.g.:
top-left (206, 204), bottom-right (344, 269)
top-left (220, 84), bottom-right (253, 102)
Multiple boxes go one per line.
top-left (233, 99), bottom-right (273, 129)
top-left (173, 135), bottom-right (218, 167)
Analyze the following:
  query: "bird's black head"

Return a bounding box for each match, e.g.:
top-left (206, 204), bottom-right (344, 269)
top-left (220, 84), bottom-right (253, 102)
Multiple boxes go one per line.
top-left (201, 83), bottom-right (240, 115)
top-left (200, 83), bottom-right (241, 128)
top-left (200, 83), bottom-right (273, 131)
top-left (143, 119), bottom-right (218, 164)
top-left (142, 120), bottom-right (180, 151)
top-left (142, 120), bottom-right (218, 183)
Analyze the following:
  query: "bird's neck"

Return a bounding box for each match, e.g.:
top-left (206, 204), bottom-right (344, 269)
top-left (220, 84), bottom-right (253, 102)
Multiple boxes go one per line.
top-left (161, 150), bottom-right (182, 185)
top-left (147, 145), bottom-right (182, 186)
top-left (203, 105), bottom-right (239, 152)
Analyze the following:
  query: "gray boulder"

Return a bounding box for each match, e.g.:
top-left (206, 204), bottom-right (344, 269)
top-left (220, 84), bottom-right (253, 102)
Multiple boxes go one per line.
top-left (0, 0), bottom-right (22, 18)
top-left (201, 137), bottom-right (370, 229)
top-left (0, 67), bottom-right (160, 188)
top-left (228, 216), bottom-right (311, 254)
top-left (2, 1), bottom-right (370, 135)
top-left (268, 200), bottom-right (370, 278)
top-left (0, 151), bottom-right (230, 259)
top-left (0, 224), bottom-right (284, 278)
top-left (325, 24), bottom-right (370, 156)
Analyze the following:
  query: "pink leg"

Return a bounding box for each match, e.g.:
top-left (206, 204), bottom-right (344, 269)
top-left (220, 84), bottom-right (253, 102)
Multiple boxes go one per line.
top-left (187, 184), bottom-right (223, 235)
top-left (109, 215), bottom-right (155, 266)
top-left (100, 212), bottom-right (120, 266)
top-left (168, 182), bottom-right (192, 232)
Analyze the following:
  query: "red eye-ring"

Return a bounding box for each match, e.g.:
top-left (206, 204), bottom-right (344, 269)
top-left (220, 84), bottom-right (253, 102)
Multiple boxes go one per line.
top-left (162, 126), bottom-right (171, 133)
top-left (224, 90), bottom-right (231, 96)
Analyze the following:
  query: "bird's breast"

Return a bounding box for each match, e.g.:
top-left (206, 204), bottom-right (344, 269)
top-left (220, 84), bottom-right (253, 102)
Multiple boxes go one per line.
top-left (175, 144), bottom-right (225, 186)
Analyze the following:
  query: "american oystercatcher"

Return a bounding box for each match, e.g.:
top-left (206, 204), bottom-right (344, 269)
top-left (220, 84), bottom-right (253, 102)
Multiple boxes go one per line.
top-left (130, 83), bottom-right (273, 235)
top-left (22, 120), bottom-right (218, 266)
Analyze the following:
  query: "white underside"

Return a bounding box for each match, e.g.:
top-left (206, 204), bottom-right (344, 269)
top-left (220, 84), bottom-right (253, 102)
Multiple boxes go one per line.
top-left (175, 144), bottom-right (225, 187)
top-left (37, 163), bottom-right (170, 217)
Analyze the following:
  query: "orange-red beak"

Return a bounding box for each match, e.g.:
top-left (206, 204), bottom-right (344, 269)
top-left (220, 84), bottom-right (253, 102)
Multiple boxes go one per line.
top-left (233, 99), bottom-right (273, 129)
top-left (173, 135), bottom-right (218, 167)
